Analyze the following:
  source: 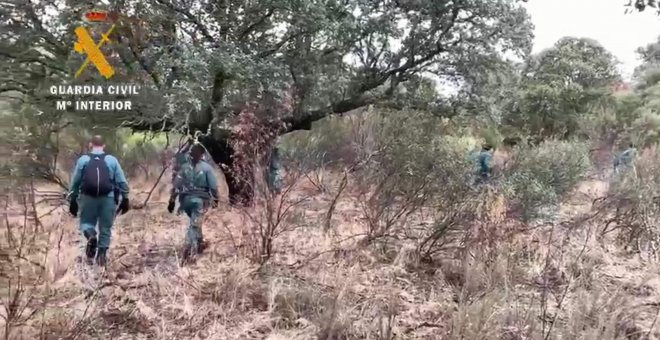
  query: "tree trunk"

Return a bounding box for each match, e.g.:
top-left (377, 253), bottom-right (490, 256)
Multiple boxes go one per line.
top-left (199, 134), bottom-right (255, 207)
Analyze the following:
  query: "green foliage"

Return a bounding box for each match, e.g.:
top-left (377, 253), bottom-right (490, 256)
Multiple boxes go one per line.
top-left (479, 126), bottom-right (503, 149)
top-left (0, 101), bottom-right (71, 188)
top-left (602, 37), bottom-right (660, 148)
top-left (122, 132), bottom-right (169, 150)
top-left (577, 110), bottom-right (618, 142)
top-left (112, 131), bottom-right (173, 178)
top-left (577, 93), bottom-right (642, 143)
top-left (504, 37), bottom-right (619, 138)
top-left (389, 75), bottom-right (443, 112)
top-left (280, 108), bottom-right (503, 181)
top-left (0, 96), bottom-right (172, 187)
top-left (603, 71), bottom-right (660, 148)
top-left (633, 35), bottom-right (660, 80)
top-left (504, 140), bottom-right (592, 221)
top-left (629, 110), bottom-right (660, 146)
top-left (615, 94), bottom-right (645, 126)
top-left (1, 0), bottom-right (534, 139)
top-left (525, 37), bottom-right (620, 89)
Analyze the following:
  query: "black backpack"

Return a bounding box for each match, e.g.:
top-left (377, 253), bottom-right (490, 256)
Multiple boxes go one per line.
top-left (80, 153), bottom-right (113, 197)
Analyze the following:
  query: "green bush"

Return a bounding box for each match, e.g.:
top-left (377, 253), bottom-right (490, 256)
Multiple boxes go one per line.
top-left (577, 110), bottom-right (618, 142)
top-left (504, 140), bottom-right (592, 221)
top-left (478, 125), bottom-right (503, 149)
top-left (628, 110), bottom-right (660, 147)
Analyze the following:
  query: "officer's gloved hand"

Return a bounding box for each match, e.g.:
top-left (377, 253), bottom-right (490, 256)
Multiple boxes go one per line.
top-left (69, 199), bottom-right (78, 217)
top-left (117, 198), bottom-right (129, 215)
top-left (167, 199), bottom-right (176, 213)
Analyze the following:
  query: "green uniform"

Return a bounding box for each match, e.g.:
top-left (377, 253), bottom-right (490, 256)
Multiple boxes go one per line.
top-left (79, 195), bottom-right (117, 247)
top-left (171, 153), bottom-right (219, 255)
top-left (69, 151), bottom-right (129, 250)
top-left (267, 147), bottom-right (283, 194)
top-left (472, 149), bottom-right (493, 186)
top-left (478, 150), bottom-right (493, 179)
top-left (613, 147), bottom-right (637, 174)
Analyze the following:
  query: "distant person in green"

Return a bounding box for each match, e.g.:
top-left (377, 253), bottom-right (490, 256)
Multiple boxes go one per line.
top-left (613, 143), bottom-right (637, 175)
top-left (267, 146), bottom-right (283, 194)
top-left (476, 143), bottom-right (494, 184)
top-left (167, 143), bottom-right (219, 262)
top-left (68, 135), bottom-right (130, 266)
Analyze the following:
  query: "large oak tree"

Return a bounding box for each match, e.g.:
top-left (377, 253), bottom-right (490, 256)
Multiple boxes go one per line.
top-left (1, 0), bottom-right (533, 205)
top-left (503, 37), bottom-right (620, 138)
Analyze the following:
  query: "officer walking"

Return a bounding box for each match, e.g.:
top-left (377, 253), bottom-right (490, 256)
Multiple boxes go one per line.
top-left (267, 146), bottom-right (283, 194)
top-left (68, 135), bottom-right (130, 266)
top-left (168, 143), bottom-right (219, 263)
top-left (613, 143), bottom-right (637, 175)
top-left (476, 143), bottom-right (494, 185)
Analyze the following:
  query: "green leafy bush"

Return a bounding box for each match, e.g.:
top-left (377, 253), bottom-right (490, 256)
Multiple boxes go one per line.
top-left (504, 140), bottom-right (592, 221)
top-left (628, 110), bottom-right (660, 147)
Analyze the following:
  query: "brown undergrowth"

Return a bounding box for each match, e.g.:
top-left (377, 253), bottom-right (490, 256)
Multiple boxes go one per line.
top-left (2, 169), bottom-right (660, 340)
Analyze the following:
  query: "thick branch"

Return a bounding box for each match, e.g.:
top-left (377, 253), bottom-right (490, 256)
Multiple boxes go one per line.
top-left (24, 1), bottom-right (66, 55)
top-left (154, 0), bottom-right (216, 44)
top-left (238, 8), bottom-right (275, 41)
top-left (127, 43), bottom-right (162, 88)
top-left (201, 69), bottom-right (228, 130)
top-left (0, 49), bottom-right (67, 74)
top-left (128, 2), bottom-right (464, 140)
top-left (258, 30), bottom-right (307, 58)
top-left (283, 94), bottom-right (382, 132)
top-left (386, 6), bottom-right (461, 77)
top-left (0, 85), bottom-right (27, 94)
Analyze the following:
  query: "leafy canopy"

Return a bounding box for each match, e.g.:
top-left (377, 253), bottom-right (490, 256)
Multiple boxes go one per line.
top-left (504, 37), bottom-right (620, 138)
top-left (1, 0), bottom-right (533, 138)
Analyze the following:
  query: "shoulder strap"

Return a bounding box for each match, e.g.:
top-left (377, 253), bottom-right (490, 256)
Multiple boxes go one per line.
top-left (88, 153), bottom-right (106, 159)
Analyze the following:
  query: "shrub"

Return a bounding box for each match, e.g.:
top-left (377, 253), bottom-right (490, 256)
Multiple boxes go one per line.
top-left (628, 110), bottom-right (660, 147)
top-left (347, 110), bottom-right (489, 254)
top-left (598, 146), bottom-right (660, 255)
top-left (113, 131), bottom-right (173, 178)
top-left (279, 113), bottom-right (377, 170)
top-left (504, 140), bottom-right (592, 221)
top-left (279, 112), bottom-right (381, 192)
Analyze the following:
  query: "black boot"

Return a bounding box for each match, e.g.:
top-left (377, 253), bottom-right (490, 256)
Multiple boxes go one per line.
top-left (96, 247), bottom-right (108, 267)
top-left (181, 243), bottom-right (196, 265)
top-left (198, 239), bottom-right (208, 254)
top-left (83, 230), bottom-right (97, 265)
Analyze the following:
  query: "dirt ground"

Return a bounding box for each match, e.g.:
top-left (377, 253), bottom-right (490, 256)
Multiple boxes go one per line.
top-left (2, 165), bottom-right (660, 340)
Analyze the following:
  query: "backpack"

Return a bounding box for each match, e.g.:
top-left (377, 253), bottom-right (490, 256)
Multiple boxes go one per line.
top-left (81, 153), bottom-right (113, 197)
top-left (173, 152), bottom-right (196, 195)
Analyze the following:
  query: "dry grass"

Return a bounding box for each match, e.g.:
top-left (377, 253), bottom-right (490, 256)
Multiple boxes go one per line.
top-left (2, 168), bottom-right (660, 340)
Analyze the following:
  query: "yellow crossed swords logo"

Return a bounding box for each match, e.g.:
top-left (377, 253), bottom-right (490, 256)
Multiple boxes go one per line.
top-left (74, 24), bottom-right (116, 79)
